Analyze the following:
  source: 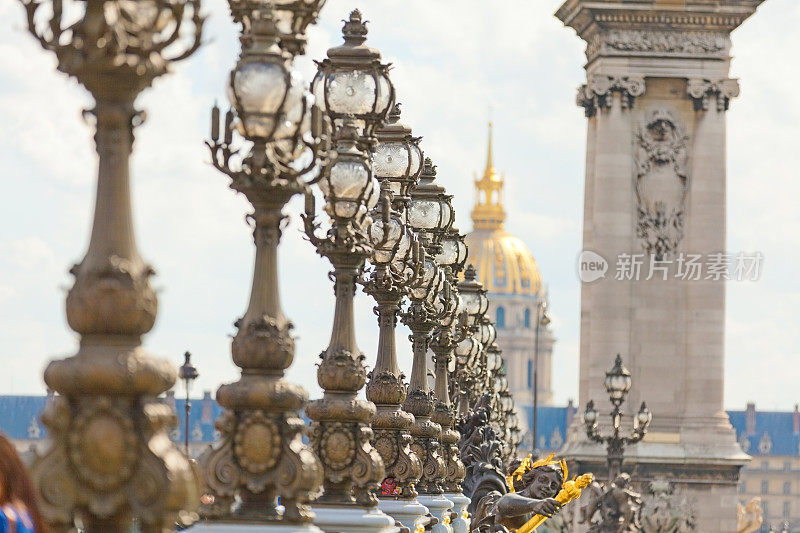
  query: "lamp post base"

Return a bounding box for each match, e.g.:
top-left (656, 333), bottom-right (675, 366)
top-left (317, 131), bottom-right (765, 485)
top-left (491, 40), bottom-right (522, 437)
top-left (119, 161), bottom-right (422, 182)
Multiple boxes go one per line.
top-left (377, 497), bottom-right (429, 530)
top-left (187, 522), bottom-right (324, 532)
top-left (442, 493), bottom-right (470, 533)
top-left (416, 495), bottom-right (454, 533)
top-left (311, 504), bottom-right (399, 533)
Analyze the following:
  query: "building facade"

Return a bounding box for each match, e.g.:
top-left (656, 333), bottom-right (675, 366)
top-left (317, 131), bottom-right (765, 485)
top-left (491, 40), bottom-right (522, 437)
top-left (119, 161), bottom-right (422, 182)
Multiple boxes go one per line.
top-left (733, 404), bottom-right (800, 533)
top-left (464, 124), bottom-right (556, 444)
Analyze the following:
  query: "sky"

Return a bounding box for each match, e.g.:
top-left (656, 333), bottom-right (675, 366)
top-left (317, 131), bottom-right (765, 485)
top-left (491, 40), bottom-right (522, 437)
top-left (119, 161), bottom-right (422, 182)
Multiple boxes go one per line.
top-left (0, 0), bottom-right (797, 411)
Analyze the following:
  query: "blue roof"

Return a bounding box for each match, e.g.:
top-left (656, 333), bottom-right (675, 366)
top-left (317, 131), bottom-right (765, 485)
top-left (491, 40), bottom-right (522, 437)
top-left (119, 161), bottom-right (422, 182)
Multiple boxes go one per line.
top-left (519, 405), bottom-right (800, 457)
top-left (1, 396), bottom-right (798, 457)
top-left (520, 405), bottom-right (572, 451)
top-left (0, 394), bottom-right (224, 445)
top-left (728, 409), bottom-right (800, 456)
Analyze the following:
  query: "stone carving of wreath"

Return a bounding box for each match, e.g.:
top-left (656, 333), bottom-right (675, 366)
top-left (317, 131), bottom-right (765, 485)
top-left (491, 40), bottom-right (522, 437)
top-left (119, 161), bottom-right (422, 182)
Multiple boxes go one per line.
top-left (67, 398), bottom-right (138, 491)
top-left (634, 109), bottom-right (690, 260)
top-left (373, 431), bottom-right (399, 467)
top-left (234, 411), bottom-right (281, 474)
top-left (320, 423), bottom-right (356, 471)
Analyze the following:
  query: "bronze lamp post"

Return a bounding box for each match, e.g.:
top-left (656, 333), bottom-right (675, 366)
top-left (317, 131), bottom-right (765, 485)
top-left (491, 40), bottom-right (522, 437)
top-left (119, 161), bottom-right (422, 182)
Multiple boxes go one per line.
top-left (179, 351), bottom-right (199, 457)
top-left (430, 227), bottom-right (468, 496)
top-left (363, 105), bottom-right (426, 503)
top-left (404, 158), bottom-right (455, 496)
top-left (583, 354), bottom-right (653, 482)
top-left (21, 0), bottom-right (204, 530)
top-left (302, 11), bottom-right (395, 512)
top-left (198, 5), bottom-right (323, 525)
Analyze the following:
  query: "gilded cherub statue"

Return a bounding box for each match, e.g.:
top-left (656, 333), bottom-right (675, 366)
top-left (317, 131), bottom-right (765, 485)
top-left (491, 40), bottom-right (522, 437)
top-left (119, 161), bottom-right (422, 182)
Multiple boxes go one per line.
top-left (471, 454), bottom-right (593, 533)
top-left (737, 497), bottom-right (763, 533)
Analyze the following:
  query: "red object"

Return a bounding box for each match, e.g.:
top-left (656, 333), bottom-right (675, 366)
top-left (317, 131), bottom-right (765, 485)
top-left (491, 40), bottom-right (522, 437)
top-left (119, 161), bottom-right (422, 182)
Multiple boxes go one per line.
top-left (381, 477), bottom-right (400, 496)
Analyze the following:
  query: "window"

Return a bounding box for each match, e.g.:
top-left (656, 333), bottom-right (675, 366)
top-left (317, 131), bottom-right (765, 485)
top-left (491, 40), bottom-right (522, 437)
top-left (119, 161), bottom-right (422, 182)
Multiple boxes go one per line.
top-left (784, 461), bottom-right (792, 471)
top-left (739, 482), bottom-right (746, 493)
top-left (524, 308), bottom-right (531, 328)
top-left (784, 482), bottom-right (791, 495)
top-left (496, 306), bottom-right (505, 328)
top-left (762, 460), bottom-right (769, 471)
top-left (762, 481), bottom-right (769, 494)
top-left (763, 501), bottom-right (769, 517)
top-left (527, 360), bottom-right (533, 389)
top-left (784, 501), bottom-right (790, 519)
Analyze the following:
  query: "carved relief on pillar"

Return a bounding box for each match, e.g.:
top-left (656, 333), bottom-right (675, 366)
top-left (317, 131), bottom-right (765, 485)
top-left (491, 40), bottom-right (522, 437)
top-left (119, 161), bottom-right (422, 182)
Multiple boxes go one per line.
top-left (634, 110), bottom-right (690, 260)
top-left (577, 75), bottom-right (646, 117)
top-left (687, 78), bottom-right (740, 112)
top-left (586, 30), bottom-right (730, 63)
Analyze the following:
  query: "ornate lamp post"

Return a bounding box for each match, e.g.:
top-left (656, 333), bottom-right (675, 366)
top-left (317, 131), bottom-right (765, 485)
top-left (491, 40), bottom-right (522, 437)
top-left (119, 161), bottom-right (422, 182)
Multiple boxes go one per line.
top-left (532, 300), bottom-right (550, 455)
top-left (362, 106), bottom-right (432, 529)
top-left (302, 11), bottom-right (396, 531)
top-left (179, 351), bottom-right (199, 457)
top-left (403, 157), bottom-right (456, 532)
top-left (21, 0), bottom-right (203, 530)
top-left (197, 6), bottom-right (323, 528)
top-left (454, 265), bottom-right (489, 415)
top-left (582, 354), bottom-right (652, 482)
top-left (430, 226), bottom-right (470, 533)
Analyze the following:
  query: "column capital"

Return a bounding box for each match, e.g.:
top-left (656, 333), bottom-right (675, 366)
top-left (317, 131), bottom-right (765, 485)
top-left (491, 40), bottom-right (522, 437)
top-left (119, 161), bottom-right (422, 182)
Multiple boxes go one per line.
top-left (687, 78), bottom-right (740, 111)
top-left (577, 75), bottom-right (646, 117)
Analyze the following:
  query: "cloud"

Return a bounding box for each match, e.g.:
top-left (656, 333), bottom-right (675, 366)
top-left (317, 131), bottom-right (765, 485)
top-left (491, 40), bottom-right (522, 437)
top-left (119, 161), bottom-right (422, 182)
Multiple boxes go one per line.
top-left (0, 0), bottom-right (797, 414)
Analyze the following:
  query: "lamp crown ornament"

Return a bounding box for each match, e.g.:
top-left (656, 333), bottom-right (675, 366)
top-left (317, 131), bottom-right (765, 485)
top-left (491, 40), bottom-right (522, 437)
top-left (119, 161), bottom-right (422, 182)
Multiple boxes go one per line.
top-left (342, 9), bottom-right (368, 46)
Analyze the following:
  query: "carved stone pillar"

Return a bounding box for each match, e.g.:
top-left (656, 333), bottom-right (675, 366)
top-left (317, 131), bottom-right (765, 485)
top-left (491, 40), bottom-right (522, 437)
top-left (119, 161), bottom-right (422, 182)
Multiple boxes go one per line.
top-left (556, 1), bottom-right (765, 530)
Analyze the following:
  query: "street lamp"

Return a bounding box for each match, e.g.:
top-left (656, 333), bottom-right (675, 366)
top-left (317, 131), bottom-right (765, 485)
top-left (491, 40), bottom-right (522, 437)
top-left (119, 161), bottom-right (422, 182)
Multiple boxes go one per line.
top-left (362, 103), bottom-right (426, 508)
top-left (583, 354), bottom-right (652, 482)
top-left (532, 299), bottom-right (550, 455)
top-left (178, 351), bottom-right (199, 457)
top-left (21, 0), bottom-right (203, 528)
top-left (302, 12), bottom-right (401, 514)
top-left (200, 5), bottom-right (323, 523)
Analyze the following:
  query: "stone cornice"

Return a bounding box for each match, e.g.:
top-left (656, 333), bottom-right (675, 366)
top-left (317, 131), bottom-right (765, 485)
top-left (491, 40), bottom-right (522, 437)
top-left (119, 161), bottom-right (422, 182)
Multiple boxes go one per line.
top-left (556, 0), bottom-right (765, 41)
top-left (586, 29), bottom-right (731, 62)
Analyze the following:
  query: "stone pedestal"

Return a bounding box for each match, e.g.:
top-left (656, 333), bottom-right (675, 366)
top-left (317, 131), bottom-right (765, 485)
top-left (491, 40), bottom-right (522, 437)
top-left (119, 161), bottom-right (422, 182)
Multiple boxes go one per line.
top-left (555, 1), bottom-right (765, 530)
top-left (311, 504), bottom-right (399, 533)
top-left (377, 498), bottom-right (429, 530)
top-left (417, 495), bottom-right (454, 533)
top-left (443, 493), bottom-right (470, 533)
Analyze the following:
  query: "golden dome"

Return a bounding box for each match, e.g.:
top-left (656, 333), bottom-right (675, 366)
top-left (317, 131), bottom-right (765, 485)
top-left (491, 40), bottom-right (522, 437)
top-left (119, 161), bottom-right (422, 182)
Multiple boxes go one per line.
top-left (465, 123), bottom-right (543, 296)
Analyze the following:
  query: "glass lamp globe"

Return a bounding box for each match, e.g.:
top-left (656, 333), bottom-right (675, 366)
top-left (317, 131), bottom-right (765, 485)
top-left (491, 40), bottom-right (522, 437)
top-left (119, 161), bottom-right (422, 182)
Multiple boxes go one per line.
top-left (410, 258), bottom-right (434, 300)
top-left (312, 10), bottom-right (394, 137)
top-left (374, 104), bottom-right (423, 200)
top-left (369, 213), bottom-right (411, 264)
top-left (318, 121), bottom-right (376, 222)
top-left (408, 158), bottom-right (454, 244)
top-left (455, 337), bottom-right (479, 365)
top-left (436, 229), bottom-right (467, 268)
top-left (636, 403), bottom-right (652, 427)
top-left (226, 13), bottom-right (312, 146)
top-left (582, 401), bottom-right (598, 425)
top-left (604, 354), bottom-right (632, 401)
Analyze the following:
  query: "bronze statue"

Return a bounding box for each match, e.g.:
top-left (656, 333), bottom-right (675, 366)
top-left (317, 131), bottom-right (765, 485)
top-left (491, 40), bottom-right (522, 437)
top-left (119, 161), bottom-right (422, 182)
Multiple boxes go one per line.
top-left (470, 456), bottom-right (565, 532)
top-left (580, 473), bottom-right (643, 533)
